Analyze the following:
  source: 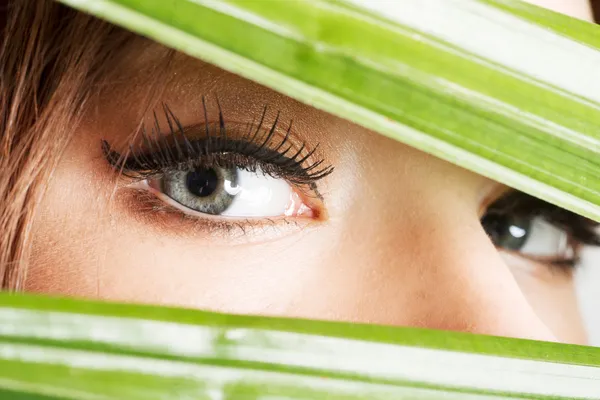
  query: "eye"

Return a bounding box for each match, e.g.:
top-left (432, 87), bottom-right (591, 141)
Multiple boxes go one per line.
top-left (150, 165), bottom-right (311, 218)
top-left (481, 213), bottom-right (571, 262)
top-left (480, 190), bottom-right (599, 268)
top-left (102, 103), bottom-right (333, 223)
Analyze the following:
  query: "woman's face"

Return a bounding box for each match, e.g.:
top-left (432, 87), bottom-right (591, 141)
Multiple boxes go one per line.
top-left (27, 0), bottom-right (598, 345)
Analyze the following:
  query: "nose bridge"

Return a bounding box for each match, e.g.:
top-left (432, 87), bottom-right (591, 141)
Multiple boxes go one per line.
top-left (334, 204), bottom-right (556, 342)
top-left (404, 220), bottom-right (554, 340)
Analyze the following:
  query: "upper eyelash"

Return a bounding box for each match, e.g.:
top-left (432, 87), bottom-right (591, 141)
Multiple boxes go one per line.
top-left (102, 99), bottom-right (334, 187)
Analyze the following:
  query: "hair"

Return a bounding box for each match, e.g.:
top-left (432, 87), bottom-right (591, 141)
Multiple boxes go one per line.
top-left (0, 0), bottom-right (140, 289)
top-left (0, 0), bottom-right (598, 291)
top-left (593, 0), bottom-right (600, 22)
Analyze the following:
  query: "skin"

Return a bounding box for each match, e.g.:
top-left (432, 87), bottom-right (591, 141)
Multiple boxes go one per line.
top-left (27, 0), bottom-right (593, 344)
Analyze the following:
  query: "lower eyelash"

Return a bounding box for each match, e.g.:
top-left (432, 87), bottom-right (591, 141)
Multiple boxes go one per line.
top-left (116, 185), bottom-right (310, 242)
top-left (550, 257), bottom-right (579, 271)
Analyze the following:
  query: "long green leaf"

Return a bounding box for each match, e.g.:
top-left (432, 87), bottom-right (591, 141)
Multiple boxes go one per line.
top-left (1, 293), bottom-right (600, 399)
top-left (57, 0), bottom-right (600, 221)
top-left (11, 2), bottom-right (600, 399)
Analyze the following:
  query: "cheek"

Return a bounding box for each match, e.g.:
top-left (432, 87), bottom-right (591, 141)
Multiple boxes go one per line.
top-left (502, 252), bottom-right (587, 344)
top-left (27, 137), bottom-right (115, 295)
top-left (31, 214), bottom-right (338, 315)
top-left (95, 239), bottom-right (322, 312)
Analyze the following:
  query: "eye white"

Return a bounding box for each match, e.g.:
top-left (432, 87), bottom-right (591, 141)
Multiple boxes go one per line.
top-left (221, 168), bottom-right (292, 217)
top-left (519, 218), bottom-right (570, 258)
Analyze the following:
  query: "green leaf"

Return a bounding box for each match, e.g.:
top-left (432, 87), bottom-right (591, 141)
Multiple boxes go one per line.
top-left (13, 1), bottom-right (600, 399)
top-left (0, 292), bottom-right (600, 399)
top-left (56, 0), bottom-right (600, 221)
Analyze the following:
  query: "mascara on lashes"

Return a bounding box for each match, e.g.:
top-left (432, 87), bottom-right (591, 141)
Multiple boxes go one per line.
top-left (101, 102), bottom-right (334, 188)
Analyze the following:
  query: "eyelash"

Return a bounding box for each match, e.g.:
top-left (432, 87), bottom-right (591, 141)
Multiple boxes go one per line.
top-left (485, 190), bottom-right (600, 269)
top-left (102, 101), bottom-right (333, 191)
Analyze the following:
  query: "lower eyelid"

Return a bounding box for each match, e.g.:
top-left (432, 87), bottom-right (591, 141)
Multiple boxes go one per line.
top-left (113, 183), bottom-right (320, 245)
top-left (500, 252), bottom-right (576, 281)
top-left (141, 175), bottom-right (323, 221)
top-left (499, 244), bottom-right (578, 266)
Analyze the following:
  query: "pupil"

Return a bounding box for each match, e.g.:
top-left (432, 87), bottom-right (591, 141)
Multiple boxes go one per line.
top-left (481, 213), bottom-right (531, 251)
top-left (186, 168), bottom-right (219, 198)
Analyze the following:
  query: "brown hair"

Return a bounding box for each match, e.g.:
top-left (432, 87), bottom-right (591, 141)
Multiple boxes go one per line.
top-left (592, 0), bottom-right (600, 22)
top-left (0, 0), bottom-right (136, 289)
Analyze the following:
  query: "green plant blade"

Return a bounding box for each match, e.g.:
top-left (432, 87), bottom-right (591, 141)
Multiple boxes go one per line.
top-left (7, 2), bottom-right (600, 398)
top-left (0, 293), bottom-right (600, 399)
top-left (57, 0), bottom-right (600, 221)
